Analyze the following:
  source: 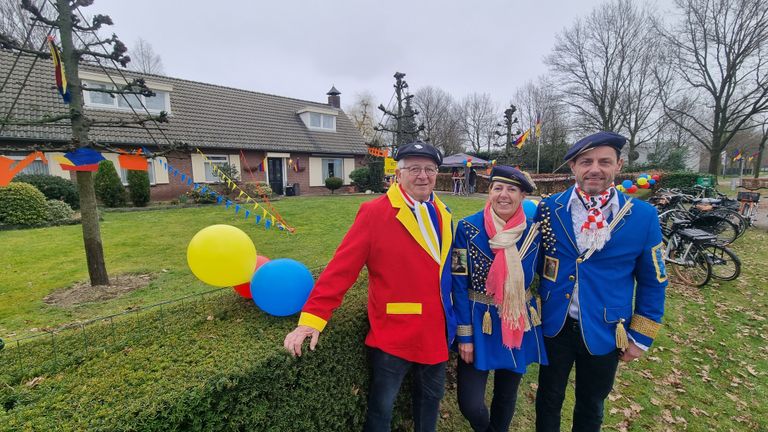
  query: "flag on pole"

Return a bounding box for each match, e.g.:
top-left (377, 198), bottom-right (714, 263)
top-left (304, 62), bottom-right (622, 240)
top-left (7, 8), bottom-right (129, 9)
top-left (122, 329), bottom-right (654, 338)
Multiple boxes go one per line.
top-left (535, 114), bottom-right (542, 138)
top-left (513, 129), bottom-right (530, 149)
top-left (732, 149), bottom-right (743, 162)
top-left (46, 36), bottom-right (70, 104)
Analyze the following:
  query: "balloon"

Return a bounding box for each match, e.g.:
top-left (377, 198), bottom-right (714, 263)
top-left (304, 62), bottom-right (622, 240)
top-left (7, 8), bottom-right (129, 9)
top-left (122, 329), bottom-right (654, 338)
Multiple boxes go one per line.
top-left (651, 174), bottom-right (660, 182)
top-left (251, 259), bottom-right (314, 316)
top-left (462, 159), bottom-right (468, 164)
top-left (467, 161), bottom-right (472, 167)
top-left (522, 199), bottom-right (538, 219)
top-left (640, 182), bottom-right (650, 189)
top-left (637, 177), bottom-right (648, 186)
top-left (649, 178), bottom-right (657, 186)
top-left (616, 185), bottom-right (625, 192)
top-left (467, 157), bottom-right (473, 162)
top-left (627, 185), bottom-right (638, 193)
top-left (640, 173), bottom-right (649, 179)
top-left (233, 255), bottom-right (271, 299)
top-left (621, 180), bottom-right (633, 189)
top-left (187, 225), bottom-right (256, 287)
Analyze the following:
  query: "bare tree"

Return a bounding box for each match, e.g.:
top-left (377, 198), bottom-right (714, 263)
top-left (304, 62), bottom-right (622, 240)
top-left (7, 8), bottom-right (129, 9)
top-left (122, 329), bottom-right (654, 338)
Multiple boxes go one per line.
top-left (755, 116), bottom-right (768, 178)
top-left (458, 92), bottom-right (497, 154)
top-left (546, 0), bottom-right (648, 133)
top-left (658, 0), bottom-right (768, 176)
top-left (0, 0), bottom-right (51, 50)
top-left (413, 86), bottom-right (463, 155)
top-left (129, 37), bottom-right (164, 75)
top-left (345, 91), bottom-right (377, 143)
top-left (1, 0), bottom-right (175, 286)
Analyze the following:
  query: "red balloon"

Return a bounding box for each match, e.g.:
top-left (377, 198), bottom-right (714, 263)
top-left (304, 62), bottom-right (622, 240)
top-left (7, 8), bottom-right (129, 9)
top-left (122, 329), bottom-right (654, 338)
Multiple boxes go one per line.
top-left (627, 185), bottom-right (638, 193)
top-left (233, 255), bottom-right (271, 299)
top-left (651, 174), bottom-right (660, 181)
top-left (640, 183), bottom-right (650, 189)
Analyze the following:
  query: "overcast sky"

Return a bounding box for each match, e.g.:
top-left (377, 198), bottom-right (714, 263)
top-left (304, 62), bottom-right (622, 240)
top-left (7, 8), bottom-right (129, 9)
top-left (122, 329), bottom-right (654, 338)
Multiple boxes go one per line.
top-left (88, 0), bottom-right (673, 112)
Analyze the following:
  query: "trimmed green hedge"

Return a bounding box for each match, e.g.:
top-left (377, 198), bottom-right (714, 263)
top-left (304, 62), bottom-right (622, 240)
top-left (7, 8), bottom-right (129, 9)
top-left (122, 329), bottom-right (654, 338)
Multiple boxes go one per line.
top-left (0, 280), bottom-right (411, 431)
top-left (0, 182), bottom-right (49, 226)
top-left (13, 174), bottom-right (80, 210)
top-left (94, 160), bottom-right (126, 207)
top-left (660, 171), bottom-right (716, 189)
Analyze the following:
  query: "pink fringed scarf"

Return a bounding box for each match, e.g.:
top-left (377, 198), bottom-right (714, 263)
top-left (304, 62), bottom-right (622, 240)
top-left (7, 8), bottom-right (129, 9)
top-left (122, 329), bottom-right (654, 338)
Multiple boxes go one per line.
top-left (484, 202), bottom-right (531, 349)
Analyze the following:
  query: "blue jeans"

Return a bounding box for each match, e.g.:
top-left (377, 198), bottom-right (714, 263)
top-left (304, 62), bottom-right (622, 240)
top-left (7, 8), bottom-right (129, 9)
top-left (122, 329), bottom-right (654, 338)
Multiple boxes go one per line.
top-left (364, 348), bottom-right (447, 432)
top-left (535, 316), bottom-right (620, 432)
top-left (457, 359), bottom-right (522, 432)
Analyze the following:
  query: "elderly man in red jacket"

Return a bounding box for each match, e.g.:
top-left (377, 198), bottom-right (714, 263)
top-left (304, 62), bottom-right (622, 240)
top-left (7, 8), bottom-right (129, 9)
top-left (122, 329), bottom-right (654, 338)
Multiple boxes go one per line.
top-left (284, 141), bottom-right (457, 432)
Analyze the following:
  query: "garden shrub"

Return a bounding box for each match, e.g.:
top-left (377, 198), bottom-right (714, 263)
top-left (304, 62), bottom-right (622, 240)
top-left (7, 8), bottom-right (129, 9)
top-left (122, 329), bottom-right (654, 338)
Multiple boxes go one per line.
top-left (46, 199), bottom-right (75, 223)
top-left (349, 167), bottom-right (371, 192)
top-left (0, 279), bottom-right (411, 431)
top-left (14, 174), bottom-right (80, 210)
top-left (240, 181), bottom-right (273, 199)
top-left (94, 160), bottom-right (126, 207)
top-left (325, 176), bottom-right (343, 194)
top-left (127, 170), bottom-right (151, 207)
top-left (185, 188), bottom-right (217, 204)
top-left (662, 172), bottom-right (716, 190)
top-left (0, 182), bottom-right (49, 226)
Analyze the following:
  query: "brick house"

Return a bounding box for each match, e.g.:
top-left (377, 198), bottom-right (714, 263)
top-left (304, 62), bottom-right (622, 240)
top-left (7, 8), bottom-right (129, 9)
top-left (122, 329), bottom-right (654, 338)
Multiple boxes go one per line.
top-left (0, 50), bottom-right (367, 200)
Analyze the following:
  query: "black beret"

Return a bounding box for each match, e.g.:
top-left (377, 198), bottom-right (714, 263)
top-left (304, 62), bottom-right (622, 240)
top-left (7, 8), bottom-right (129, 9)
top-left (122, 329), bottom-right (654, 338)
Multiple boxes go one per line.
top-left (393, 140), bottom-right (443, 166)
top-left (489, 166), bottom-right (535, 193)
top-left (563, 131), bottom-right (626, 162)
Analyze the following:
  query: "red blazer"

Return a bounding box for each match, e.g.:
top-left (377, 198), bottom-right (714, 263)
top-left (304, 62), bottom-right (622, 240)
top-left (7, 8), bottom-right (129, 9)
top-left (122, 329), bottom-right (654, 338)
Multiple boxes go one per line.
top-left (299, 186), bottom-right (455, 364)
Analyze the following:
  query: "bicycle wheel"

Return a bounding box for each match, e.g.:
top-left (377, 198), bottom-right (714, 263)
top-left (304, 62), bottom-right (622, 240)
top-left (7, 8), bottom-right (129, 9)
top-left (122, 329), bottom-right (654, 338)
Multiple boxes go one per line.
top-left (691, 215), bottom-right (739, 245)
top-left (668, 243), bottom-right (712, 287)
top-left (711, 208), bottom-right (747, 236)
top-left (702, 244), bottom-right (741, 281)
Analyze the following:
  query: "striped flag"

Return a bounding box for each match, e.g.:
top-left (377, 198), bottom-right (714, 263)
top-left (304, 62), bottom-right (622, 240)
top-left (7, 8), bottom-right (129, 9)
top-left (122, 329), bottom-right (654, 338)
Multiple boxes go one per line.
top-left (513, 129), bottom-right (530, 149)
top-left (535, 114), bottom-right (542, 138)
top-left (47, 36), bottom-right (70, 104)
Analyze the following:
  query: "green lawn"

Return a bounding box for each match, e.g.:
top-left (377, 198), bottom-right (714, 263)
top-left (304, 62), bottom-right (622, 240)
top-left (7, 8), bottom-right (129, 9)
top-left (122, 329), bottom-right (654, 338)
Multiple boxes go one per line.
top-left (1, 193), bottom-right (766, 430)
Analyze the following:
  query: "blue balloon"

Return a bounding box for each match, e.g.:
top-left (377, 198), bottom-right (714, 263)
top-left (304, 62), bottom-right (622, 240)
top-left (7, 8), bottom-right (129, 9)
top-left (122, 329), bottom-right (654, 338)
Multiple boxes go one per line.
top-left (640, 173), bottom-right (649, 179)
top-left (621, 180), bottom-right (633, 189)
top-left (522, 199), bottom-right (537, 219)
top-left (649, 178), bottom-right (656, 185)
top-left (250, 259), bottom-right (314, 316)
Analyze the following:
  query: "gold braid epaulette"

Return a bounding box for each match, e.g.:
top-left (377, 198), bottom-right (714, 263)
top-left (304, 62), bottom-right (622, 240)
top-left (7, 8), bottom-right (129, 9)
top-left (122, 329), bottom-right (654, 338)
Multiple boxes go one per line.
top-left (629, 314), bottom-right (662, 339)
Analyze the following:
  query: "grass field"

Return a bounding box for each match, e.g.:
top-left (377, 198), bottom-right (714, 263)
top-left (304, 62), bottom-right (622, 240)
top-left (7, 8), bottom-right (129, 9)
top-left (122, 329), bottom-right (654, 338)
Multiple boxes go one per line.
top-left (1, 193), bottom-right (766, 430)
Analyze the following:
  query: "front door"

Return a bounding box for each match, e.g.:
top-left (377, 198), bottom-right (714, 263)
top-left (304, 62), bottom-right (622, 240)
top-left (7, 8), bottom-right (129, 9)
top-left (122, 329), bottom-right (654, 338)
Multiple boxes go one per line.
top-left (267, 157), bottom-right (284, 195)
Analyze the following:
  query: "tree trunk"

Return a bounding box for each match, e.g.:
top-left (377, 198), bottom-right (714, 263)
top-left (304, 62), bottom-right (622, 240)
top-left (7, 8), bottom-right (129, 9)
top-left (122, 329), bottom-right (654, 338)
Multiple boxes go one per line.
top-left (707, 146), bottom-right (721, 178)
top-left (57, 0), bottom-right (110, 285)
top-left (756, 137), bottom-right (766, 179)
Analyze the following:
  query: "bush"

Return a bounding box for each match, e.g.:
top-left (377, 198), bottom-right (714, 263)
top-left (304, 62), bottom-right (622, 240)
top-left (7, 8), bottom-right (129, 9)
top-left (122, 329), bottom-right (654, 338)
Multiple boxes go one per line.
top-left (325, 176), bottom-right (343, 194)
top-left (0, 182), bottom-right (49, 226)
top-left (240, 181), bottom-right (273, 199)
top-left (185, 188), bottom-right (217, 204)
top-left (46, 199), bottom-right (75, 223)
top-left (662, 171), bottom-right (716, 189)
top-left (94, 160), bottom-right (126, 207)
top-left (0, 280), bottom-right (411, 431)
top-left (14, 174), bottom-right (79, 210)
top-left (127, 170), bottom-right (151, 207)
top-left (349, 167), bottom-right (371, 192)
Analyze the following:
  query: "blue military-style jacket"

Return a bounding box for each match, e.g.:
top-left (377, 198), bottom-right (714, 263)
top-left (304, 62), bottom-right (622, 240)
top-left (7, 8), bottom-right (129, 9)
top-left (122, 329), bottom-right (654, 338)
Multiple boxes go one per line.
top-left (451, 210), bottom-right (548, 372)
top-left (538, 187), bottom-right (667, 355)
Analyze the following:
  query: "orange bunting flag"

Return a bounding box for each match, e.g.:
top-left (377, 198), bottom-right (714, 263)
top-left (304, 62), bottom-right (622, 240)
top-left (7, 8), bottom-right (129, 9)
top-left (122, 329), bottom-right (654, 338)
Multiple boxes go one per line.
top-left (118, 153), bottom-right (148, 171)
top-left (367, 146), bottom-right (390, 158)
top-left (0, 151), bottom-right (47, 186)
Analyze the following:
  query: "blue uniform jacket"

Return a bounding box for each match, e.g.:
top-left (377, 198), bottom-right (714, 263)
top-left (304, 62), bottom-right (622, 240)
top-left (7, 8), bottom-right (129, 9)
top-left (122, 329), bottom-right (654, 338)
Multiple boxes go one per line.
top-left (538, 187), bottom-right (667, 355)
top-left (451, 210), bottom-right (548, 373)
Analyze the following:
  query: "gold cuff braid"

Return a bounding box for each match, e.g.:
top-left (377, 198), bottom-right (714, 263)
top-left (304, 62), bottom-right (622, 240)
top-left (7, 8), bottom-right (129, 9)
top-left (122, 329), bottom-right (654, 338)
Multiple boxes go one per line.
top-left (629, 314), bottom-right (662, 339)
top-left (457, 325), bottom-right (473, 337)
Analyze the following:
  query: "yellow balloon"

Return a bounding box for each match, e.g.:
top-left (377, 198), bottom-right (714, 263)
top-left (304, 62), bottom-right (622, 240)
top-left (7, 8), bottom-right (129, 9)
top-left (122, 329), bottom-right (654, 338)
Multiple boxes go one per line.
top-left (530, 199), bottom-right (539, 206)
top-left (636, 177), bottom-right (648, 186)
top-left (187, 224), bottom-right (257, 287)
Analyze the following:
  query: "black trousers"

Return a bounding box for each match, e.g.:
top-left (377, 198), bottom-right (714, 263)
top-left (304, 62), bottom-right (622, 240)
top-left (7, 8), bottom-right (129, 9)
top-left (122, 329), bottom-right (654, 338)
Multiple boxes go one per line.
top-left (535, 316), bottom-right (620, 432)
top-left (457, 359), bottom-right (522, 432)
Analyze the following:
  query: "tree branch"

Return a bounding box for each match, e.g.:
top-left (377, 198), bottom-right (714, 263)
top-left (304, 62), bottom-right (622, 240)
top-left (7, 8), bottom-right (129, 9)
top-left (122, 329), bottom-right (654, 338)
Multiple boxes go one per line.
top-left (0, 113), bottom-right (73, 126)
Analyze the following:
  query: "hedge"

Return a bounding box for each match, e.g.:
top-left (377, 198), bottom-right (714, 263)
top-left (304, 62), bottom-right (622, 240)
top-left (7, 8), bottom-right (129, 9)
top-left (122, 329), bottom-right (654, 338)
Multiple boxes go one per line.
top-left (13, 174), bottom-right (80, 210)
top-left (0, 280), bottom-right (412, 431)
top-left (127, 170), bottom-right (151, 207)
top-left (94, 160), bottom-right (126, 207)
top-left (0, 182), bottom-right (49, 226)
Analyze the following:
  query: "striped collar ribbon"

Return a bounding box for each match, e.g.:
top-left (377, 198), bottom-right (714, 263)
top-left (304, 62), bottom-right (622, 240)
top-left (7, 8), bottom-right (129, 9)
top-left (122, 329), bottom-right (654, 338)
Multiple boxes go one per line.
top-left (398, 185), bottom-right (442, 263)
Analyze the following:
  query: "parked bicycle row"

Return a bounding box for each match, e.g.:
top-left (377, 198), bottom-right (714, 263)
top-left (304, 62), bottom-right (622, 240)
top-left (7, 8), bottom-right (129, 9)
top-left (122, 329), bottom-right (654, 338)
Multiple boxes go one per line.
top-left (649, 185), bottom-right (760, 287)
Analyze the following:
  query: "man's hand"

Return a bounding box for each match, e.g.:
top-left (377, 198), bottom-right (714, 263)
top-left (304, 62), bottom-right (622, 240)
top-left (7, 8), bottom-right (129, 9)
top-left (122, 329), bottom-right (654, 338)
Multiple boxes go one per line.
top-left (620, 342), bottom-right (644, 362)
top-left (458, 342), bottom-right (474, 364)
top-left (283, 325), bottom-right (320, 357)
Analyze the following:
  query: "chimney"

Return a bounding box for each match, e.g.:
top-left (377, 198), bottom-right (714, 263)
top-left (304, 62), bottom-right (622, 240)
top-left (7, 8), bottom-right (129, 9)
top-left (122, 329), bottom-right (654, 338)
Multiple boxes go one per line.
top-left (327, 85), bottom-right (341, 108)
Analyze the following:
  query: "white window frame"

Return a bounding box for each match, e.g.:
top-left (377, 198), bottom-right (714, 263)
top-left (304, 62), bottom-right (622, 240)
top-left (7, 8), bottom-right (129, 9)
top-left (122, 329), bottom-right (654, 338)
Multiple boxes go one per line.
top-left (306, 113), bottom-right (336, 131)
top-left (82, 80), bottom-right (171, 114)
top-left (120, 160), bottom-right (156, 186)
top-left (321, 158), bottom-right (343, 180)
top-left (204, 155), bottom-right (229, 183)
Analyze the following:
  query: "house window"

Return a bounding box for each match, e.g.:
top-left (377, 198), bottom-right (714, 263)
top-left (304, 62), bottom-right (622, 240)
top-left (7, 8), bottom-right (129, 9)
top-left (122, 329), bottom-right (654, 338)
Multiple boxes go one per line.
top-left (322, 158), bottom-right (343, 180)
top-left (119, 160), bottom-right (155, 186)
top-left (204, 155), bottom-right (228, 182)
top-left (83, 80), bottom-right (170, 113)
top-left (9, 157), bottom-right (48, 175)
top-left (308, 112), bottom-right (336, 131)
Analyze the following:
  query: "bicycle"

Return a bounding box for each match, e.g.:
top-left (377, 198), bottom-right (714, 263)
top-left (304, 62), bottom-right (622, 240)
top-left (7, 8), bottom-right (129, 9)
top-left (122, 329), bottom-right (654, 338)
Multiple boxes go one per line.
top-left (736, 191), bottom-right (760, 228)
top-left (661, 214), bottom-right (713, 287)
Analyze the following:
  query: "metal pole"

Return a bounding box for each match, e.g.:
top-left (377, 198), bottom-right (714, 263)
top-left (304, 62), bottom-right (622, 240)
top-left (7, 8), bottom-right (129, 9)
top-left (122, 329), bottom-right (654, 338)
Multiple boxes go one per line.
top-left (536, 134), bottom-right (541, 174)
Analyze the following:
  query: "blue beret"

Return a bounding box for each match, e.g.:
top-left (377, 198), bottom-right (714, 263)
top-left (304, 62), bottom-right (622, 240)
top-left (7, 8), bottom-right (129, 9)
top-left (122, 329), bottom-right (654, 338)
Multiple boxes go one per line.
top-left (393, 140), bottom-right (443, 166)
top-left (489, 166), bottom-right (535, 193)
top-left (563, 131), bottom-right (626, 162)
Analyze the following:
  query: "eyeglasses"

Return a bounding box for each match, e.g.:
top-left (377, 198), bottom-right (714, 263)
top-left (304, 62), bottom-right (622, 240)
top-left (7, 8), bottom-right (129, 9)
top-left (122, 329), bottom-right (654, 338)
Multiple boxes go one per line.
top-left (403, 166), bottom-right (438, 177)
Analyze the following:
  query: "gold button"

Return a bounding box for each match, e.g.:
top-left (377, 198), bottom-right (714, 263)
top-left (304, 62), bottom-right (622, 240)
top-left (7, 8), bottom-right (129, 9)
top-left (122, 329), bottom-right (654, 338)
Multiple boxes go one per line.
top-left (565, 293), bottom-right (571, 299)
top-left (576, 258), bottom-right (583, 264)
top-left (569, 275), bottom-right (575, 281)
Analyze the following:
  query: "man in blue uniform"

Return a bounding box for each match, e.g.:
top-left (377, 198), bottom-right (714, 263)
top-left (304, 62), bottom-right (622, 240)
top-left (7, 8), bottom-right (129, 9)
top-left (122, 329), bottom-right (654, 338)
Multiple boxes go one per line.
top-left (535, 131), bottom-right (667, 432)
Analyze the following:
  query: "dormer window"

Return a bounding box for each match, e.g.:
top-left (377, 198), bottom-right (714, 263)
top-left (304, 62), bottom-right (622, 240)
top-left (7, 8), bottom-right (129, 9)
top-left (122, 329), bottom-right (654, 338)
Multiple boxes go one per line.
top-left (298, 107), bottom-right (337, 132)
top-left (80, 72), bottom-right (172, 114)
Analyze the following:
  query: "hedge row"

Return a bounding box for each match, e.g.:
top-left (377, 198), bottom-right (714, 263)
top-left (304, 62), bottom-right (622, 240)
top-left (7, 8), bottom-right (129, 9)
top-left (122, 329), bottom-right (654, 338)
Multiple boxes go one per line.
top-left (0, 280), bottom-right (411, 431)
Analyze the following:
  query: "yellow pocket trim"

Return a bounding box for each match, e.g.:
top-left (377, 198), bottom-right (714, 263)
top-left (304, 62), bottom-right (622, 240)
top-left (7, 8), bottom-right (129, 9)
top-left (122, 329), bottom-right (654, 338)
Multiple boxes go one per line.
top-left (386, 302), bottom-right (423, 315)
